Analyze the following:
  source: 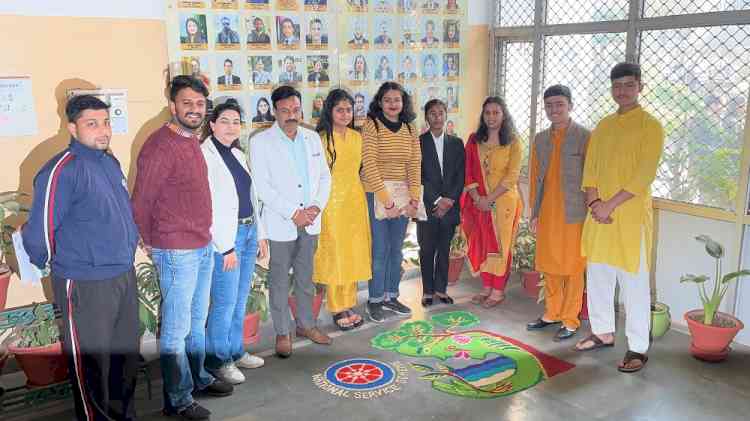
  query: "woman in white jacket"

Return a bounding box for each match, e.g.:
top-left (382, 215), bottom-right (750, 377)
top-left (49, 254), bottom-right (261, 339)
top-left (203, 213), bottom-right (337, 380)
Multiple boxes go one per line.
top-left (202, 101), bottom-right (268, 384)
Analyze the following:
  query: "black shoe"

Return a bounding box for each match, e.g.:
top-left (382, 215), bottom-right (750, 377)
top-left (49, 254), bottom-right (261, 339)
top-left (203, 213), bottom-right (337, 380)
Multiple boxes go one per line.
top-left (382, 299), bottom-right (412, 316)
top-left (436, 295), bottom-right (454, 305)
top-left (163, 402), bottom-right (211, 420)
top-left (554, 326), bottom-right (578, 342)
top-left (526, 318), bottom-right (561, 330)
top-left (366, 302), bottom-right (385, 323)
top-left (195, 379), bottom-right (234, 398)
top-left (421, 297), bottom-right (433, 307)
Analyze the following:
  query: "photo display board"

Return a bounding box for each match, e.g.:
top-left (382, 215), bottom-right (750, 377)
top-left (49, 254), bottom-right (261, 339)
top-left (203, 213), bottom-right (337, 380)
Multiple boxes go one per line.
top-left (166, 0), bottom-right (468, 136)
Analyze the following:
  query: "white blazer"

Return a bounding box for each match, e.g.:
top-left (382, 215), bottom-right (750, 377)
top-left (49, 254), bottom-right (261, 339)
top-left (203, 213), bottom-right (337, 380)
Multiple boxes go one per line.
top-left (249, 122), bottom-right (332, 241)
top-left (201, 138), bottom-right (267, 255)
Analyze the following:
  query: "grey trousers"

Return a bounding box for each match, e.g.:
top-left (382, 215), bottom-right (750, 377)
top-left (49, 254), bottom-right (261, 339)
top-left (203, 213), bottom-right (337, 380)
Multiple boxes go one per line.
top-left (269, 228), bottom-right (319, 335)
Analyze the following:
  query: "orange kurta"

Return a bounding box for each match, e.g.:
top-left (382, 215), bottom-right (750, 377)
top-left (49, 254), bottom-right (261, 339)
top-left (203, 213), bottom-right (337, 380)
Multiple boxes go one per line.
top-left (529, 127), bottom-right (586, 276)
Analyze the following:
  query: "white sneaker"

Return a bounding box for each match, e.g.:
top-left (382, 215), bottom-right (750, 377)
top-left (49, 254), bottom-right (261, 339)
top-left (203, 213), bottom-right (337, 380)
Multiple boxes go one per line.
top-left (235, 353), bottom-right (265, 369)
top-left (211, 363), bottom-right (245, 385)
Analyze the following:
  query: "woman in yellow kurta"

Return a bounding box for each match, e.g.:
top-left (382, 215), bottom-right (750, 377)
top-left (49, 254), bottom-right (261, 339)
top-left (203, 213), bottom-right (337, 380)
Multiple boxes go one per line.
top-left (527, 85), bottom-right (590, 341)
top-left (313, 89), bottom-right (372, 331)
top-left (461, 96), bottom-right (523, 308)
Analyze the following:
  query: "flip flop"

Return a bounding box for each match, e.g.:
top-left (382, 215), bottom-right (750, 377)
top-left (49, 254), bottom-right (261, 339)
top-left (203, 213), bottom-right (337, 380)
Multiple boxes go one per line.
top-left (481, 294), bottom-right (505, 308)
top-left (618, 351), bottom-right (648, 373)
top-left (333, 312), bottom-right (354, 331)
top-left (574, 334), bottom-right (615, 352)
top-left (347, 310), bottom-right (364, 328)
top-left (471, 293), bottom-right (490, 305)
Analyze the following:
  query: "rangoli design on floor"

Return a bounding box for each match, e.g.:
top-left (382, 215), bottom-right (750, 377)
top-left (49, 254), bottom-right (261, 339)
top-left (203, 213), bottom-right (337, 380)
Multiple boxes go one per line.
top-left (371, 311), bottom-right (575, 399)
top-left (313, 358), bottom-right (409, 400)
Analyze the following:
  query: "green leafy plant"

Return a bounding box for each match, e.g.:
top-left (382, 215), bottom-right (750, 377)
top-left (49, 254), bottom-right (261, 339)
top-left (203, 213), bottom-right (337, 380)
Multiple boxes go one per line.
top-left (247, 264), bottom-right (269, 321)
top-left (680, 235), bottom-right (749, 326)
top-left (12, 303), bottom-right (60, 348)
top-left (135, 261), bottom-right (160, 336)
top-left (449, 230), bottom-right (466, 259)
top-left (0, 191), bottom-right (30, 275)
top-left (512, 219), bottom-right (536, 273)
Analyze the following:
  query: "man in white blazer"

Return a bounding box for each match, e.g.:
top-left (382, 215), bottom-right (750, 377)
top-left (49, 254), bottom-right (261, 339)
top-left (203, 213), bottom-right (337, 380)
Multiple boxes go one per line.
top-left (250, 86), bottom-right (332, 358)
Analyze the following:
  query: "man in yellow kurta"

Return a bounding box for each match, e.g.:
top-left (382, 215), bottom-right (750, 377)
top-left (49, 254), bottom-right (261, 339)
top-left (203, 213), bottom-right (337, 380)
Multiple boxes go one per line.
top-left (574, 62), bottom-right (664, 374)
top-left (527, 85), bottom-right (589, 342)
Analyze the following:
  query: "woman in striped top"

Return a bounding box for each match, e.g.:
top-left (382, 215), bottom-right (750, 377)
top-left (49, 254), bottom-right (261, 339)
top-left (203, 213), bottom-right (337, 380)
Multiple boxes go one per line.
top-left (362, 81), bottom-right (421, 323)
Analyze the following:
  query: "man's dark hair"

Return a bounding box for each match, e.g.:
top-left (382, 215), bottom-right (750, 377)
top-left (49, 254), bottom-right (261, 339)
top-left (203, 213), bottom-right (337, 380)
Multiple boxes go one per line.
top-left (66, 95), bottom-right (109, 123)
top-left (169, 75), bottom-right (209, 101)
top-left (543, 84), bottom-right (572, 103)
top-left (424, 98), bottom-right (446, 118)
top-left (254, 17), bottom-right (263, 25)
top-left (311, 18), bottom-right (322, 26)
top-left (271, 85), bottom-right (302, 109)
top-left (224, 58), bottom-right (234, 66)
top-left (610, 62), bottom-right (641, 82)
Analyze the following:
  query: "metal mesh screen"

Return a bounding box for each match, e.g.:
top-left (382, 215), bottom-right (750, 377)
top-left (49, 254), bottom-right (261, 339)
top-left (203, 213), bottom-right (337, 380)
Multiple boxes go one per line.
top-left (539, 33), bottom-right (627, 130)
top-left (640, 25), bottom-right (750, 210)
top-left (547, 0), bottom-right (629, 25)
top-left (644, 0), bottom-right (750, 18)
top-left (501, 42), bottom-right (534, 171)
top-left (498, 0), bottom-right (535, 27)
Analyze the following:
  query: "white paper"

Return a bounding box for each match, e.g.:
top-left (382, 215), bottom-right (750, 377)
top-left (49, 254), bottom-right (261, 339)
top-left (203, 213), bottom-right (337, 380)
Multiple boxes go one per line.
top-left (374, 181), bottom-right (427, 221)
top-left (67, 88), bottom-right (129, 135)
top-left (0, 76), bottom-right (38, 137)
top-left (12, 231), bottom-right (42, 285)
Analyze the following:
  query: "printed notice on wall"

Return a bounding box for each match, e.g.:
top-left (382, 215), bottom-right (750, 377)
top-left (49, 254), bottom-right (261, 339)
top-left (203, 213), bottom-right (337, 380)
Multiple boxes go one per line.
top-left (0, 76), bottom-right (39, 137)
top-left (68, 88), bottom-right (129, 135)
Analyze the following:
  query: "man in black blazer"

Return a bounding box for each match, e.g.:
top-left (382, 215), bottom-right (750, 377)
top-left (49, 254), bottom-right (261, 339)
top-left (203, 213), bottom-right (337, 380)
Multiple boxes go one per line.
top-left (417, 99), bottom-right (465, 306)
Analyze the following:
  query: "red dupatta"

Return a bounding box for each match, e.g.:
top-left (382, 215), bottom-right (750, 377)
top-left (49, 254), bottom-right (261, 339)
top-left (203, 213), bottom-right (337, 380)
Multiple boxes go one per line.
top-left (460, 134), bottom-right (500, 273)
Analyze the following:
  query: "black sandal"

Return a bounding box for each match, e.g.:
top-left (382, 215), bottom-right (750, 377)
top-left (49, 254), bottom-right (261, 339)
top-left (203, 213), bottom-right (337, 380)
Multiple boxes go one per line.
top-left (618, 351), bottom-right (648, 373)
top-left (347, 310), bottom-right (364, 328)
top-left (333, 312), bottom-right (354, 331)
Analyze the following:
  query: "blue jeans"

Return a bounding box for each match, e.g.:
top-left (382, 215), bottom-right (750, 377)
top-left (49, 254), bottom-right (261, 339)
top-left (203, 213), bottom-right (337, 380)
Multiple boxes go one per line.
top-left (152, 244), bottom-right (214, 412)
top-left (366, 193), bottom-right (409, 303)
top-left (206, 223), bottom-right (258, 369)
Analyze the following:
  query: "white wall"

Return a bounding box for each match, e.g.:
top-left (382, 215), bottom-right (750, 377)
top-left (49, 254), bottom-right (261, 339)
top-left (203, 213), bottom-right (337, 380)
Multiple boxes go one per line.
top-left (0, 0), bottom-right (165, 19)
top-left (468, 0), bottom-right (493, 25)
top-left (654, 210), bottom-right (738, 331)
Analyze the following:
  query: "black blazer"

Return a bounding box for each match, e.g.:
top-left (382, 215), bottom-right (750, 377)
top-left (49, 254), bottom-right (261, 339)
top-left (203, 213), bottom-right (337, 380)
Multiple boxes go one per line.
top-left (419, 131), bottom-right (465, 225)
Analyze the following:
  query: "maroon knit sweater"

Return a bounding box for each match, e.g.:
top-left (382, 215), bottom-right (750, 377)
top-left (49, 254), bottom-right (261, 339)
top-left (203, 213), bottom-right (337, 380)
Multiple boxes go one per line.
top-left (132, 124), bottom-right (212, 249)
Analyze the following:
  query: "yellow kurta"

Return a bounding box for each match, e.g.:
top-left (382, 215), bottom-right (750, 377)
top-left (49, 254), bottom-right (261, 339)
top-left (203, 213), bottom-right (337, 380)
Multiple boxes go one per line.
top-left (313, 128), bottom-right (372, 284)
top-left (529, 128), bottom-right (586, 276)
top-left (581, 106), bottom-right (664, 274)
top-left (475, 139), bottom-right (523, 275)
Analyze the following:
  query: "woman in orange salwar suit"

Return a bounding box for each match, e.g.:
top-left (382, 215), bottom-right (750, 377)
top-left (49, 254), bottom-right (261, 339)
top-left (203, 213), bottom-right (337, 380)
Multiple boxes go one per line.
top-left (461, 97), bottom-right (523, 308)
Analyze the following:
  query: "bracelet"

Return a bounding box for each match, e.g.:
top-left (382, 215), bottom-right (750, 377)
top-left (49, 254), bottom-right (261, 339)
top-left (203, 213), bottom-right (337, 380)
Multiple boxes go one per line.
top-left (385, 202), bottom-right (395, 210)
top-left (588, 198), bottom-right (602, 208)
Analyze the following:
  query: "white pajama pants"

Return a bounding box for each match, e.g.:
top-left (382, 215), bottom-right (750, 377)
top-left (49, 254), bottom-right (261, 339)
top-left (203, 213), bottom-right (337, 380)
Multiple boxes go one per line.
top-left (586, 234), bottom-right (651, 354)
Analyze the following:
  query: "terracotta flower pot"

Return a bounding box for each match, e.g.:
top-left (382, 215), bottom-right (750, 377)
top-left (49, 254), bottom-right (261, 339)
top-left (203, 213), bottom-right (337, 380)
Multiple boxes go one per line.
top-left (288, 292), bottom-right (324, 322)
top-left (447, 256), bottom-right (465, 285)
top-left (685, 309), bottom-right (744, 362)
top-left (0, 270), bottom-right (11, 311)
top-left (522, 271), bottom-right (541, 298)
top-left (579, 291), bottom-right (589, 321)
top-left (8, 341), bottom-right (69, 387)
top-left (242, 312), bottom-right (261, 346)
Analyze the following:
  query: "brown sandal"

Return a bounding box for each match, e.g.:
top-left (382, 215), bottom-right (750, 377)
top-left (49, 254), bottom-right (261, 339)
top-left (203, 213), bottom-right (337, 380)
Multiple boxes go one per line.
top-left (481, 293), bottom-right (505, 308)
top-left (471, 293), bottom-right (490, 305)
top-left (574, 334), bottom-right (615, 352)
top-left (618, 351), bottom-right (648, 373)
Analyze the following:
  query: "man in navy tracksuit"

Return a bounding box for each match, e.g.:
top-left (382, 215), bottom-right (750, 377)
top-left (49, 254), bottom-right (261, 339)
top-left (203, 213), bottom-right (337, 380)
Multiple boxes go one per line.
top-left (22, 95), bottom-right (139, 421)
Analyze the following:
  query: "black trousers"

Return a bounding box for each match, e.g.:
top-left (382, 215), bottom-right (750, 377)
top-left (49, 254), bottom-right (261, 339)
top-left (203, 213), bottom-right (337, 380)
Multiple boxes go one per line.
top-left (417, 220), bottom-right (457, 296)
top-left (52, 269), bottom-right (139, 421)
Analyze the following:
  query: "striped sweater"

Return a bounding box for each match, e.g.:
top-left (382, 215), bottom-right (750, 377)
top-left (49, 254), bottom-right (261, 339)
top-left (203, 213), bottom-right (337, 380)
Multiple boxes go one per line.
top-left (361, 117), bottom-right (422, 204)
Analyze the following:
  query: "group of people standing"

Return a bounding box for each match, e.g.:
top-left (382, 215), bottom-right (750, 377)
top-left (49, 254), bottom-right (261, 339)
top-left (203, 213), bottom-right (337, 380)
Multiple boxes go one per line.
top-left (19, 60), bottom-right (662, 421)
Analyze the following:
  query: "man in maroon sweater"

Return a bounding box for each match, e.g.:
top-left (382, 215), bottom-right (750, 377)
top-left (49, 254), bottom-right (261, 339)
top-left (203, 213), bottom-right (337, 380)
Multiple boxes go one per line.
top-left (132, 76), bottom-right (232, 421)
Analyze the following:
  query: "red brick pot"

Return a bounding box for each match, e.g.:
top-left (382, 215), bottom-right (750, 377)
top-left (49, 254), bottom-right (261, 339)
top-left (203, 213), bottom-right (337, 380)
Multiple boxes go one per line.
top-left (0, 270), bottom-right (11, 311)
top-left (522, 271), bottom-right (542, 298)
top-left (579, 291), bottom-right (589, 321)
top-left (447, 256), bottom-right (465, 285)
top-left (242, 312), bottom-right (261, 346)
top-left (8, 341), bottom-right (69, 387)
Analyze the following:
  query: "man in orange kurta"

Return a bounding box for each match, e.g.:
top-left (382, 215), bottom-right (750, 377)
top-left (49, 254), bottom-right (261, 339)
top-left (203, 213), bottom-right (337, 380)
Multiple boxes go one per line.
top-left (527, 85), bottom-right (590, 341)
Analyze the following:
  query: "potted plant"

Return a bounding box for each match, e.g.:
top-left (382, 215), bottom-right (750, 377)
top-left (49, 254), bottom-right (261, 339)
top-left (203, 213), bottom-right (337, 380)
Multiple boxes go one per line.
top-left (447, 230), bottom-right (466, 285)
top-left (513, 219), bottom-right (541, 298)
top-left (288, 271), bottom-right (325, 323)
top-left (681, 235), bottom-right (747, 361)
top-left (0, 191), bottom-right (30, 311)
top-left (650, 301), bottom-right (671, 339)
top-left (244, 265), bottom-right (269, 345)
top-left (7, 303), bottom-right (69, 387)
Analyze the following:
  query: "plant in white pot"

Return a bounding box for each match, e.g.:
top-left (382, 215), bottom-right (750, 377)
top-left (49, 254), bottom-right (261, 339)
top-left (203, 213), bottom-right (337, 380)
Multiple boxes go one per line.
top-left (680, 235), bottom-right (747, 361)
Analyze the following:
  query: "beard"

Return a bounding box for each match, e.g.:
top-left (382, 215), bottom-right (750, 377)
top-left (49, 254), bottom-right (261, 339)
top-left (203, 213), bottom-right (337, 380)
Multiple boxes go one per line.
top-left (176, 112), bottom-right (204, 130)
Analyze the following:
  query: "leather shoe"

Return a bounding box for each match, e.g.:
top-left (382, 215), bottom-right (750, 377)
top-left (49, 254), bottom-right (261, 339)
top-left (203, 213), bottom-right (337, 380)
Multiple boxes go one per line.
top-left (554, 326), bottom-right (578, 342)
top-left (298, 327), bottom-right (332, 345)
top-left (436, 295), bottom-right (454, 304)
top-left (421, 297), bottom-right (433, 307)
top-left (275, 334), bottom-right (292, 358)
top-left (526, 318), bottom-right (561, 330)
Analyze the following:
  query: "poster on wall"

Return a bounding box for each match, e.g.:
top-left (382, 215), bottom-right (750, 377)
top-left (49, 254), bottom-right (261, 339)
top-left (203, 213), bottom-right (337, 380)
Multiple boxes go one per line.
top-left (67, 89), bottom-right (129, 135)
top-left (165, 0), bottom-right (468, 135)
top-left (0, 76), bottom-right (38, 137)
